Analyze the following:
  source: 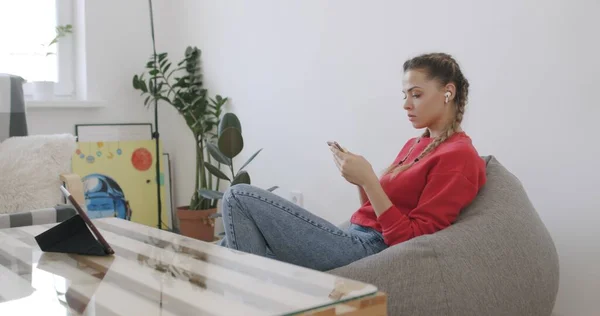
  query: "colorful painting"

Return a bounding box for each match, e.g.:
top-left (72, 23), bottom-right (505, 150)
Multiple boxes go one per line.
top-left (72, 140), bottom-right (168, 229)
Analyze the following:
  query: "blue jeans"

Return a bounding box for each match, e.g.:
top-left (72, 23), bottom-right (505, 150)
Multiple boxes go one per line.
top-left (218, 184), bottom-right (388, 271)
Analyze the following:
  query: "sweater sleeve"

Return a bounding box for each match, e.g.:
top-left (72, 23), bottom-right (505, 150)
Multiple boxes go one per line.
top-left (377, 172), bottom-right (479, 246)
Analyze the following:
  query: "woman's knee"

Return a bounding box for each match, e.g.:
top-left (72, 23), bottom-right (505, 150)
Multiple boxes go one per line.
top-left (224, 184), bottom-right (249, 202)
top-left (228, 183), bottom-right (257, 195)
top-left (222, 184), bottom-right (252, 216)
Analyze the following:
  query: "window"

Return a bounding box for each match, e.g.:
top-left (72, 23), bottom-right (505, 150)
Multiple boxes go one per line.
top-left (0, 0), bottom-right (75, 98)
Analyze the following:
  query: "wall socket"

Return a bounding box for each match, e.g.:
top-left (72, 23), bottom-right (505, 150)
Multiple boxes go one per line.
top-left (290, 191), bottom-right (304, 207)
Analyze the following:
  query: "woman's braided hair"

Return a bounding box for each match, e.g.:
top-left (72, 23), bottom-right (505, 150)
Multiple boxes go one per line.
top-left (386, 53), bottom-right (470, 177)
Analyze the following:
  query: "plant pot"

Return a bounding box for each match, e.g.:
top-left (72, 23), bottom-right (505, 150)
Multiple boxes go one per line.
top-left (31, 81), bottom-right (55, 101)
top-left (176, 206), bottom-right (217, 242)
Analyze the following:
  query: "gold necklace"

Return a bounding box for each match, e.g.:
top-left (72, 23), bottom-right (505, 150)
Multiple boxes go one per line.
top-left (398, 137), bottom-right (422, 165)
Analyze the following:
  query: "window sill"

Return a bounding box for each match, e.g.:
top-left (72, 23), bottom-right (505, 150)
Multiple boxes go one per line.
top-left (26, 100), bottom-right (106, 110)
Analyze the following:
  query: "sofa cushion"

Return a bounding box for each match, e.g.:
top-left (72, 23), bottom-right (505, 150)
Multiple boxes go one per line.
top-left (0, 134), bottom-right (76, 214)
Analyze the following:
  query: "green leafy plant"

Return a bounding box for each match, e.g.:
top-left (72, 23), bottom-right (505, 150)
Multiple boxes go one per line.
top-left (132, 46), bottom-right (227, 211)
top-left (198, 113), bottom-right (277, 202)
top-left (44, 24), bottom-right (73, 56)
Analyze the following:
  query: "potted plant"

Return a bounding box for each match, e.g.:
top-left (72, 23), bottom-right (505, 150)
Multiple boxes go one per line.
top-left (133, 46), bottom-right (276, 241)
top-left (32, 24), bottom-right (73, 100)
top-left (133, 46), bottom-right (228, 241)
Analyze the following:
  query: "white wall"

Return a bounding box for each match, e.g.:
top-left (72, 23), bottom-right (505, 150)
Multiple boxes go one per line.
top-left (157, 1), bottom-right (599, 315)
top-left (27, 0), bottom-right (178, 134)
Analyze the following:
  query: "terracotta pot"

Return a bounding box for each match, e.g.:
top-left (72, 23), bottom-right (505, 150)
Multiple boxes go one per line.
top-left (176, 206), bottom-right (217, 242)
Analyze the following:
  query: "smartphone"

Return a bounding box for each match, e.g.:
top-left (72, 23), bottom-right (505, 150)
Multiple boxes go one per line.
top-left (60, 186), bottom-right (115, 255)
top-left (327, 141), bottom-right (345, 152)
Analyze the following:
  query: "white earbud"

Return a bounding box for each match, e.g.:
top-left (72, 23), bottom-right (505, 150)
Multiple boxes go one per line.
top-left (444, 92), bottom-right (451, 103)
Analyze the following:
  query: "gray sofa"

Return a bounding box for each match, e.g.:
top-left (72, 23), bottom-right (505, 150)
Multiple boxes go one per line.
top-left (329, 156), bottom-right (559, 316)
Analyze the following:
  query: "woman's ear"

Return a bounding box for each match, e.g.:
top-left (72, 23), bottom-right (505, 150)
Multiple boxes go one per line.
top-left (444, 83), bottom-right (457, 102)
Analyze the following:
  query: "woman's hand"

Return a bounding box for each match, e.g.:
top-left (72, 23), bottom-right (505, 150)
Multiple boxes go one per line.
top-left (330, 145), bottom-right (378, 187)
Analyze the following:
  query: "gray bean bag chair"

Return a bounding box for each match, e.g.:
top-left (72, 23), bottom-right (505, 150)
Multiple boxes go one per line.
top-left (329, 156), bottom-right (559, 316)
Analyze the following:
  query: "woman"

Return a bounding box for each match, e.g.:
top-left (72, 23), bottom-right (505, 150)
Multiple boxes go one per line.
top-left (218, 53), bottom-right (487, 271)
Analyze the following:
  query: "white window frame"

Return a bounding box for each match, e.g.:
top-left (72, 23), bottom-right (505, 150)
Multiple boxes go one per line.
top-left (22, 0), bottom-right (76, 98)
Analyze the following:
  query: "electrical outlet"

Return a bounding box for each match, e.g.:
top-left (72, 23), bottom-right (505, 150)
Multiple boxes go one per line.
top-left (290, 191), bottom-right (304, 207)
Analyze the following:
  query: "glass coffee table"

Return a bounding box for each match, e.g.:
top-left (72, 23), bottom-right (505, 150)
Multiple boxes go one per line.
top-left (0, 218), bottom-right (386, 315)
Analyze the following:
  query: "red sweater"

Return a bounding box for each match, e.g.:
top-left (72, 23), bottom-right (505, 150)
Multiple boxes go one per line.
top-left (350, 132), bottom-right (486, 246)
